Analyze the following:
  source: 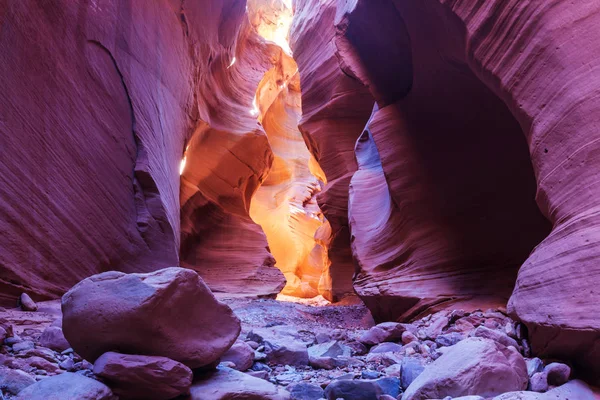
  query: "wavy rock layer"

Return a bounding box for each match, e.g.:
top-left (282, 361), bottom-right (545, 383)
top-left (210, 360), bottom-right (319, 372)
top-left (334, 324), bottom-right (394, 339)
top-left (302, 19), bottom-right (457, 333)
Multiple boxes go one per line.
top-left (290, 0), bottom-right (374, 301)
top-left (0, 0), bottom-right (286, 302)
top-left (250, 70), bottom-right (331, 298)
top-left (179, 17), bottom-right (286, 297)
top-left (440, 0), bottom-right (600, 383)
top-left (0, 0), bottom-right (189, 303)
top-left (297, 0), bottom-right (600, 383)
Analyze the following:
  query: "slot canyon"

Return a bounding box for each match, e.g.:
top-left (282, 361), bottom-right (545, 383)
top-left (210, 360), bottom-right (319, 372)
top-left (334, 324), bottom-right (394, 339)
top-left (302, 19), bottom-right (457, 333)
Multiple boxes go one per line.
top-left (0, 0), bottom-right (599, 399)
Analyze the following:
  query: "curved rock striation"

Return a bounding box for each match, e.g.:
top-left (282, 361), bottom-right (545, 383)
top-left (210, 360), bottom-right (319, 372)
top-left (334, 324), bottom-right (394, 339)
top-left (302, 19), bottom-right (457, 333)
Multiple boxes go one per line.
top-left (0, 0), bottom-right (288, 303)
top-left (290, 0), bottom-right (374, 301)
top-left (439, 0), bottom-right (600, 384)
top-left (178, 6), bottom-right (287, 297)
top-left (300, 0), bottom-right (600, 384)
top-left (0, 0), bottom-right (194, 304)
top-left (249, 70), bottom-right (331, 298)
top-left (333, 0), bottom-right (551, 322)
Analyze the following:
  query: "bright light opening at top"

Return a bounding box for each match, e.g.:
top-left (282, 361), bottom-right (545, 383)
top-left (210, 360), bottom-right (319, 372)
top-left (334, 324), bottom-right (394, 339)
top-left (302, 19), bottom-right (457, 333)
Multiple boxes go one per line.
top-left (252, 0), bottom-right (294, 56)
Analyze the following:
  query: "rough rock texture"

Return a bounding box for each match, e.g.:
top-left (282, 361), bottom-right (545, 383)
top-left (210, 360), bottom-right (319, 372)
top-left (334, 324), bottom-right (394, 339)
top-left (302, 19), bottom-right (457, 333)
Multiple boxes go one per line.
top-left (93, 352), bottom-right (193, 400)
top-left (62, 267), bottom-right (240, 368)
top-left (402, 337), bottom-right (528, 400)
top-left (15, 372), bottom-right (116, 400)
top-left (0, 0), bottom-right (285, 305)
top-left (0, 367), bottom-right (36, 395)
top-left (290, 0), bottom-right (374, 301)
top-left (190, 366), bottom-right (291, 400)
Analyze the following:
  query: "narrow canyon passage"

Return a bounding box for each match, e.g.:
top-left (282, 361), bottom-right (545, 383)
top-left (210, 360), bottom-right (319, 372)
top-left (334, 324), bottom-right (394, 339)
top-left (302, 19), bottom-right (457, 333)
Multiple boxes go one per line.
top-left (247, 3), bottom-right (332, 298)
top-left (1, 0), bottom-right (600, 398)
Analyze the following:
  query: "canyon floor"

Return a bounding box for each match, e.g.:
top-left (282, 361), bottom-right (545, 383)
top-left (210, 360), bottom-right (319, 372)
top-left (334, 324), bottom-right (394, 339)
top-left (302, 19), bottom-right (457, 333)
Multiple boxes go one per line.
top-left (1, 294), bottom-right (598, 399)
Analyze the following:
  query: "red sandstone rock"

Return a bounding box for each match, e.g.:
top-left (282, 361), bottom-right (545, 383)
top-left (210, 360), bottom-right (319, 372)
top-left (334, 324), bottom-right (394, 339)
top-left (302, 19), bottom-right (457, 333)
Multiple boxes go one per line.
top-left (179, 15), bottom-right (286, 297)
top-left (295, 0), bottom-right (600, 384)
top-left (290, 0), bottom-right (374, 301)
top-left (93, 352), bottom-right (193, 400)
top-left (62, 267), bottom-right (240, 368)
top-left (0, 0), bottom-right (285, 305)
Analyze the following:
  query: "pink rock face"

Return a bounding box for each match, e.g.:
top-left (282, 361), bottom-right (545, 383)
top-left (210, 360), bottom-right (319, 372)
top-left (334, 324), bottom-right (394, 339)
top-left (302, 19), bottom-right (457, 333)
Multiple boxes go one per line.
top-left (93, 352), bottom-right (193, 400)
top-left (0, 0), bottom-right (189, 304)
top-left (340, 0), bottom-right (551, 322)
top-left (296, 0), bottom-right (600, 384)
top-left (0, 0), bottom-right (286, 303)
top-left (290, 0), bottom-right (374, 301)
top-left (62, 267), bottom-right (240, 368)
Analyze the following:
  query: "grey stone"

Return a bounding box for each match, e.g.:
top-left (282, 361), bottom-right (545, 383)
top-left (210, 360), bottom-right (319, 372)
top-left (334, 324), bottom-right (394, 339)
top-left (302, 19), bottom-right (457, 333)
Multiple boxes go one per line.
top-left (435, 332), bottom-right (464, 347)
top-left (39, 326), bottom-right (70, 352)
top-left (529, 372), bottom-right (548, 392)
top-left (361, 370), bottom-right (380, 379)
top-left (308, 341), bottom-right (352, 359)
top-left (59, 358), bottom-right (75, 371)
top-left (0, 367), bottom-right (36, 395)
top-left (400, 357), bottom-right (425, 390)
top-left (315, 333), bottom-right (331, 344)
top-left (526, 358), bottom-right (544, 377)
top-left (288, 382), bottom-right (324, 400)
top-left (12, 340), bottom-right (35, 352)
top-left (221, 341), bottom-right (254, 371)
top-left (15, 372), bottom-right (116, 399)
top-left (246, 370), bottom-right (269, 380)
top-left (472, 326), bottom-right (519, 349)
top-left (544, 362), bottom-right (571, 386)
top-left (493, 379), bottom-right (596, 400)
top-left (19, 293), bottom-right (38, 311)
top-left (370, 342), bottom-right (403, 354)
top-left (359, 323), bottom-right (407, 346)
top-left (190, 367), bottom-right (290, 400)
top-left (401, 338), bottom-right (528, 400)
top-left (264, 340), bottom-right (309, 366)
top-left (401, 331), bottom-right (418, 345)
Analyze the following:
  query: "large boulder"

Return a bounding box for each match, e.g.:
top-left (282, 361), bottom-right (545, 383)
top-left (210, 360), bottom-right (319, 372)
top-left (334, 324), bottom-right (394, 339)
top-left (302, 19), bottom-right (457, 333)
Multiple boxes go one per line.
top-left (402, 338), bottom-right (528, 400)
top-left (93, 352), bottom-right (192, 400)
top-left (190, 367), bottom-right (291, 400)
top-left (62, 267), bottom-right (240, 368)
top-left (15, 372), bottom-right (116, 400)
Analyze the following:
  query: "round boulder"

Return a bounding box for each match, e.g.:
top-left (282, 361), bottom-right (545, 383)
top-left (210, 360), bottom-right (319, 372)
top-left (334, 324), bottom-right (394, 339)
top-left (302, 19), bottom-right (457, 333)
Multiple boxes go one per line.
top-left (62, 267), bottom-right (240, 368)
